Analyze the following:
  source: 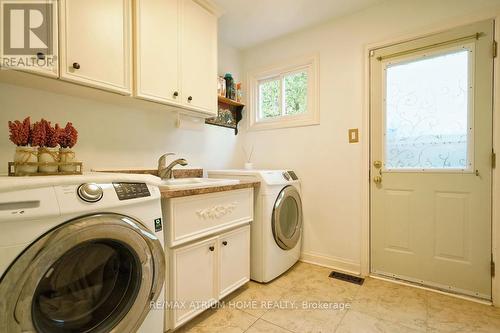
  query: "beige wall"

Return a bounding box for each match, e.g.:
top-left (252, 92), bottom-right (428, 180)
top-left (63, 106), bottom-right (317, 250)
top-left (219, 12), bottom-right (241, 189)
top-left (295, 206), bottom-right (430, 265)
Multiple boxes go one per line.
top-left (0, 41), bottom-right (244, 174)
top-left (239, 0), bottom-right (500, 273)
top-left (218, 42), bottom-right (242, 83)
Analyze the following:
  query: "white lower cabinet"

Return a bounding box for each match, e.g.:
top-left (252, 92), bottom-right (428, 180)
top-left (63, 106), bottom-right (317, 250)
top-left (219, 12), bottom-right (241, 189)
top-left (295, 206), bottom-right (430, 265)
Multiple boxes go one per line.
top-left (219, 226), bottom-right (251, 298)
top-left (169, 225), bottom-right (250, 329)
top-left (170, 236), bottom-right (218, 326)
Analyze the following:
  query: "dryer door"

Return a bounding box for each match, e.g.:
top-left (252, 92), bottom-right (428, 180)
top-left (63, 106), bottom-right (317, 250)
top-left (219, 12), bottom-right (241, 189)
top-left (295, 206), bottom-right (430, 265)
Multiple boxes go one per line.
top-left (272, 186), bottom-right (303, 250)
top-left (0, 214), bottom-right (164, 333)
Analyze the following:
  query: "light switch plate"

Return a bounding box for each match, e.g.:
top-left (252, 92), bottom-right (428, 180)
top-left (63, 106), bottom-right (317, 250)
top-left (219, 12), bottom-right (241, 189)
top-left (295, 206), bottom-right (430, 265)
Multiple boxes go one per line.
top-left (349, 129), bottom-right (359, 143)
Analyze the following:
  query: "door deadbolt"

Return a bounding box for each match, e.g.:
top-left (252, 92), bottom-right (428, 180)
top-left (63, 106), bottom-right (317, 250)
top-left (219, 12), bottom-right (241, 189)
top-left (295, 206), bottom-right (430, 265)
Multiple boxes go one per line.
top-left (373, 160), bottom-right (382, 168)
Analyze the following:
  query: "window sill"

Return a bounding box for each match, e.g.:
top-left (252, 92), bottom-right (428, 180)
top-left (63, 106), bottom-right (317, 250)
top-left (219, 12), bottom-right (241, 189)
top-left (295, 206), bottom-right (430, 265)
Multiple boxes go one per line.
top-left (248, 116), bottom-right (320, 131)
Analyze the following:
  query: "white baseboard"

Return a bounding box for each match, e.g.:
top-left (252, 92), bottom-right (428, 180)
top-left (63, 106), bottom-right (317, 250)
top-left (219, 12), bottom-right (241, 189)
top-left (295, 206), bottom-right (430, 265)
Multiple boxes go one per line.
top-left (300, 251), bottom-right (361, 276)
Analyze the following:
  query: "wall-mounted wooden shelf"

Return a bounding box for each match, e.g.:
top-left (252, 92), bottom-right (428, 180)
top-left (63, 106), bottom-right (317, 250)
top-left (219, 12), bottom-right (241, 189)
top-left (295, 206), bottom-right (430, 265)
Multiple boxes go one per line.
top-left (217, 96), bottom-right (245, 107)
top-left (205, 95), bottom-right (245, 135)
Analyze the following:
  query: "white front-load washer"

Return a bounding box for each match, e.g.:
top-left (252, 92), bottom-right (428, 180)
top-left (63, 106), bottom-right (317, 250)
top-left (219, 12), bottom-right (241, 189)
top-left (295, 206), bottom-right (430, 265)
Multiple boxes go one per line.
top-left (208, 170), bottom-right (302, 282)
top-left (0, 173), bottom-right (166, 333)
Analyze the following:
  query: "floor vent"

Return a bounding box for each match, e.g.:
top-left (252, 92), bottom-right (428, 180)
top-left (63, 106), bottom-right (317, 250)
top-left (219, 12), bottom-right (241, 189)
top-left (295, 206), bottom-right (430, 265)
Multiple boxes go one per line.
top-left (329, 271), bottom-right (364, 285)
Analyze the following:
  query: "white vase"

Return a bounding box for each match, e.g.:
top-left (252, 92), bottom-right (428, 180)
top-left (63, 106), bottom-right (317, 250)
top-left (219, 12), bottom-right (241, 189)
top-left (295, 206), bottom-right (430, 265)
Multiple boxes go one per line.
top-left (59, 147), bottom-right (77, 172)
top-left (38, 147), bottom-right (60, 173)
top-left (13, 146), bottom-right (38, 175)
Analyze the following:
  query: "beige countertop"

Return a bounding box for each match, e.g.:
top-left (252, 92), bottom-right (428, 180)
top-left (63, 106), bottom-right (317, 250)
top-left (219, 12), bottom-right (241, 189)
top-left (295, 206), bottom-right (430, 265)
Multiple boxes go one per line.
top-left (160, 180), bottom-right (260, 199)
top-left (92, 168), bottom-right (260, 199)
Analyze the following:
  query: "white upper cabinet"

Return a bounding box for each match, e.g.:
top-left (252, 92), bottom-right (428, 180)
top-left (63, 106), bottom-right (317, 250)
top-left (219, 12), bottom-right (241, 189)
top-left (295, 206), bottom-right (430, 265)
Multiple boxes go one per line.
top-left (134, 0), bottom-right (180, 105)
top-left (180, 0), bottom-right (218, 115)
top-left (135, 0), bottom-right (218, 115)
top-left (59, 0), bottom-right (132, 94)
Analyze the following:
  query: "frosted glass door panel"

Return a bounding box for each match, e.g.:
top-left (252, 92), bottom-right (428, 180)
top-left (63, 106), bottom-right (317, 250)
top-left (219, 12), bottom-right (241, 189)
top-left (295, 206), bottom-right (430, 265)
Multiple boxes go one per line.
top-left (384, 49), bottom-right (472, 170)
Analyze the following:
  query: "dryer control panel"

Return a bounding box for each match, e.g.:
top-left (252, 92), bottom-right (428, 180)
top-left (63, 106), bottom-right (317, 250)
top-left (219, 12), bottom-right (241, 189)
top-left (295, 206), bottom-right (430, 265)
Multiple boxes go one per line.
top-left (287, 171), bottom-right (298, 180)
top-left (113, 183), bottom-right (151, 200)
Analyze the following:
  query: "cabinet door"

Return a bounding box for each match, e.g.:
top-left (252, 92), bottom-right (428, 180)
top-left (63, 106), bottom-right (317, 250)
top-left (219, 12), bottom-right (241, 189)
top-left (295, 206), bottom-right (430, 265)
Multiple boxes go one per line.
top-left (59, 0), bottom-right (131, 94)
top-left (0, 1), bottom-right (59, 77)
top-left (219, 225), bottom-right (250, 298)
top-left (171, 237), bottom-right (218, 328)
top-left (134, 0), bottom-right (180, 105)
top-left (180, 0), bottom-right (217, 115)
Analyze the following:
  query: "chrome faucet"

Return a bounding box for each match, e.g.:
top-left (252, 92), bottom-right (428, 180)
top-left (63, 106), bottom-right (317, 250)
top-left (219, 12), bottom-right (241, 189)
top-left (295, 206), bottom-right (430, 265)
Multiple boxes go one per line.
top-left (158, 153), bottom-right (188, 180)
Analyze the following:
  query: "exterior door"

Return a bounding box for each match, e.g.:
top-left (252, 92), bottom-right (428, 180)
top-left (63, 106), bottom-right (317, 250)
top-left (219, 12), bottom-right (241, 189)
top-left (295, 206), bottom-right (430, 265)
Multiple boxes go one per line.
top-left (370, 20), bottom-right (494, 299)
top-left (272, 186), bottom-right (303, 250)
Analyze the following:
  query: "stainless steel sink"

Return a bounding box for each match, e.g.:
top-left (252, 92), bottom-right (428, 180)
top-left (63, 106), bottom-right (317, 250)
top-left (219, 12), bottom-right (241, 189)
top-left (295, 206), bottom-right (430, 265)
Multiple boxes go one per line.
top-left (159, 178), bottom-right (239, 190)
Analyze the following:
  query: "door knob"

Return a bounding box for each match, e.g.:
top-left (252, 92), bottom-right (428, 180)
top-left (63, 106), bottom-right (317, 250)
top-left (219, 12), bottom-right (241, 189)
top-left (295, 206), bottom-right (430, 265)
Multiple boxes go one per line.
top-left (373, 160), bottom-right (382, 168)
top-left (173, 91), bottom-right (179, 97)
top-left (222, 241), bottom-right (228, 246)
top-left (373, 175), bottom-right (382, 184)
top-left (188, 96), bottom-right (193, 102)
top-left (72, 62), bottom-right (80, 70)
top-left (209, 246), bottom-right (215, 251)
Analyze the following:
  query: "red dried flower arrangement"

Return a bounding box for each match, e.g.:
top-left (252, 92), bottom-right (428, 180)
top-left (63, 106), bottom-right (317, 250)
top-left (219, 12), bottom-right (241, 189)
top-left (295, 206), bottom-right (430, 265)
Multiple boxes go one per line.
top-left (44, 119), bottom-right (59, 148)
top-left (8, 117), bottom-right (31, 146)
top-left (31, 119), bottom-right (47, 147)
top-left (59, 122), bottom-right (78, 148)
top-left (8, 118), bottom-right (78, 149)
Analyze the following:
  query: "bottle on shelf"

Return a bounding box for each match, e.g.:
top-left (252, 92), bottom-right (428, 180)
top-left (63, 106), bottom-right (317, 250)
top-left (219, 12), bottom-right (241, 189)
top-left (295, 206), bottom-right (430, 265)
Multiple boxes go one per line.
top-left (236, 83), bottom-right (242, 103)
top-left (224, 73), bottom-right (235, 100)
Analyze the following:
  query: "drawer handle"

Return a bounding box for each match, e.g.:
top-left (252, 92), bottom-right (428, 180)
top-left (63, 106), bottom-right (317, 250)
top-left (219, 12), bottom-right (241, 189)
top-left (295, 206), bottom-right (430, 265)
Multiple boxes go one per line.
top-left (209, 246), bottom-right (215, 252)
top-left (196, 202), bottom-right (237, 219)
top-left (222, 241), bottom-right (228, 246)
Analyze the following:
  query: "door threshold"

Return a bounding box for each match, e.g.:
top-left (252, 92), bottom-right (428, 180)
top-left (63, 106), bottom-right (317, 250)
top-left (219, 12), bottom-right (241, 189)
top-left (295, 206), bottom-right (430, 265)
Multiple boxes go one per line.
top-left (370, 274), bottom-right (492, 306)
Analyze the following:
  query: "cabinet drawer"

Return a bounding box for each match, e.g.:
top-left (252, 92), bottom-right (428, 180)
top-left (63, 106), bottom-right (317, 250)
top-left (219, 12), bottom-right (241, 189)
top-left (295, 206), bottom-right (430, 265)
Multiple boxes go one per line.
top-left (166, 188), bottom-right (253, 246)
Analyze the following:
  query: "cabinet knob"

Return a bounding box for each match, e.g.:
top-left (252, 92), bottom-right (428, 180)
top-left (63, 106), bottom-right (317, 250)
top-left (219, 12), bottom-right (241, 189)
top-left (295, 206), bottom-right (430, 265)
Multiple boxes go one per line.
top-left (209, 246), bottom-right (215, 252)
top-left (173, 91), bottom-right (179, 97)
top-left (36, 52), bottom-right (45, 60)
top-left (72, 62), bottom-right (81, 70)
top-left (188, 96), bottom-right (193, 102)
top-left (222, 241), bottom-right (228, 246)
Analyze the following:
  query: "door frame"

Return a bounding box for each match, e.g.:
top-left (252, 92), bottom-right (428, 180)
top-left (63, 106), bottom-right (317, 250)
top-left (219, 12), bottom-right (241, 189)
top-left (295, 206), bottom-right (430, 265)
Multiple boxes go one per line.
top-left (361, 12), bottom-right (500, 306)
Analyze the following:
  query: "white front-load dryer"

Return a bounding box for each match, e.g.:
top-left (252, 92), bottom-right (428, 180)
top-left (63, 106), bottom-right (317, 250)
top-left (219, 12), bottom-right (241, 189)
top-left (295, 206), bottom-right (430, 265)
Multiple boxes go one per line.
top-left (208, 170), bottom-right (303, 282)
top-left (0, 173), bottom-right (166, 333)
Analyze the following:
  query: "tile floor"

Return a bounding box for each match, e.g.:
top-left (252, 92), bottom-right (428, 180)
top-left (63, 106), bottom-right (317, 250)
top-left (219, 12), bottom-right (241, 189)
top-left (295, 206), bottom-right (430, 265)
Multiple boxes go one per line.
top-left (176, 262), bottom-right (500, 333)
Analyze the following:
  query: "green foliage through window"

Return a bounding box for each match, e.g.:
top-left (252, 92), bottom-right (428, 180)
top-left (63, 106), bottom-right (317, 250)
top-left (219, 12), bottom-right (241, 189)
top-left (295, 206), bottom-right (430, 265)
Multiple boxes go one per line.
top-left (258, 70), bottom-right (308, 120)
top-left (285, 71), bottom-right (308, 115)
top-left (259, 79), bottom-right (281, 118)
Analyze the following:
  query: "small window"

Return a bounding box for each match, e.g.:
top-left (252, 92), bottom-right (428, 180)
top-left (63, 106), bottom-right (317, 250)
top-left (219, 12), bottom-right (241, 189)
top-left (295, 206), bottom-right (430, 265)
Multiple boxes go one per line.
top-left (249, 55), bottom-right (319, 130)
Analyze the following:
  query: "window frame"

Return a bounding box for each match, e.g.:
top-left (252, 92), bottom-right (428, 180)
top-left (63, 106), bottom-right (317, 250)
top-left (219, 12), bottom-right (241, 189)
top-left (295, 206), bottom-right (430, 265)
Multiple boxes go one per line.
top-left (248, 54), bottom-right (319, 130)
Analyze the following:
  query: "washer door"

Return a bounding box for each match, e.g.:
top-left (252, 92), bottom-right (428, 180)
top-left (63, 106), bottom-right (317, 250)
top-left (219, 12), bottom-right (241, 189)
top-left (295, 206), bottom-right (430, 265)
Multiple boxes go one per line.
top-left (272, 186), bottom-right (303, 250)
top-left (0, 214), bottom-right (164, 333)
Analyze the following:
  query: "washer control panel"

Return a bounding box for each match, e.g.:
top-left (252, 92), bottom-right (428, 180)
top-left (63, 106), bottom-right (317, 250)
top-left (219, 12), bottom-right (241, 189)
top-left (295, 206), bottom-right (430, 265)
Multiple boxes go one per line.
top-left (113, 182), bottom-right (151, 201)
